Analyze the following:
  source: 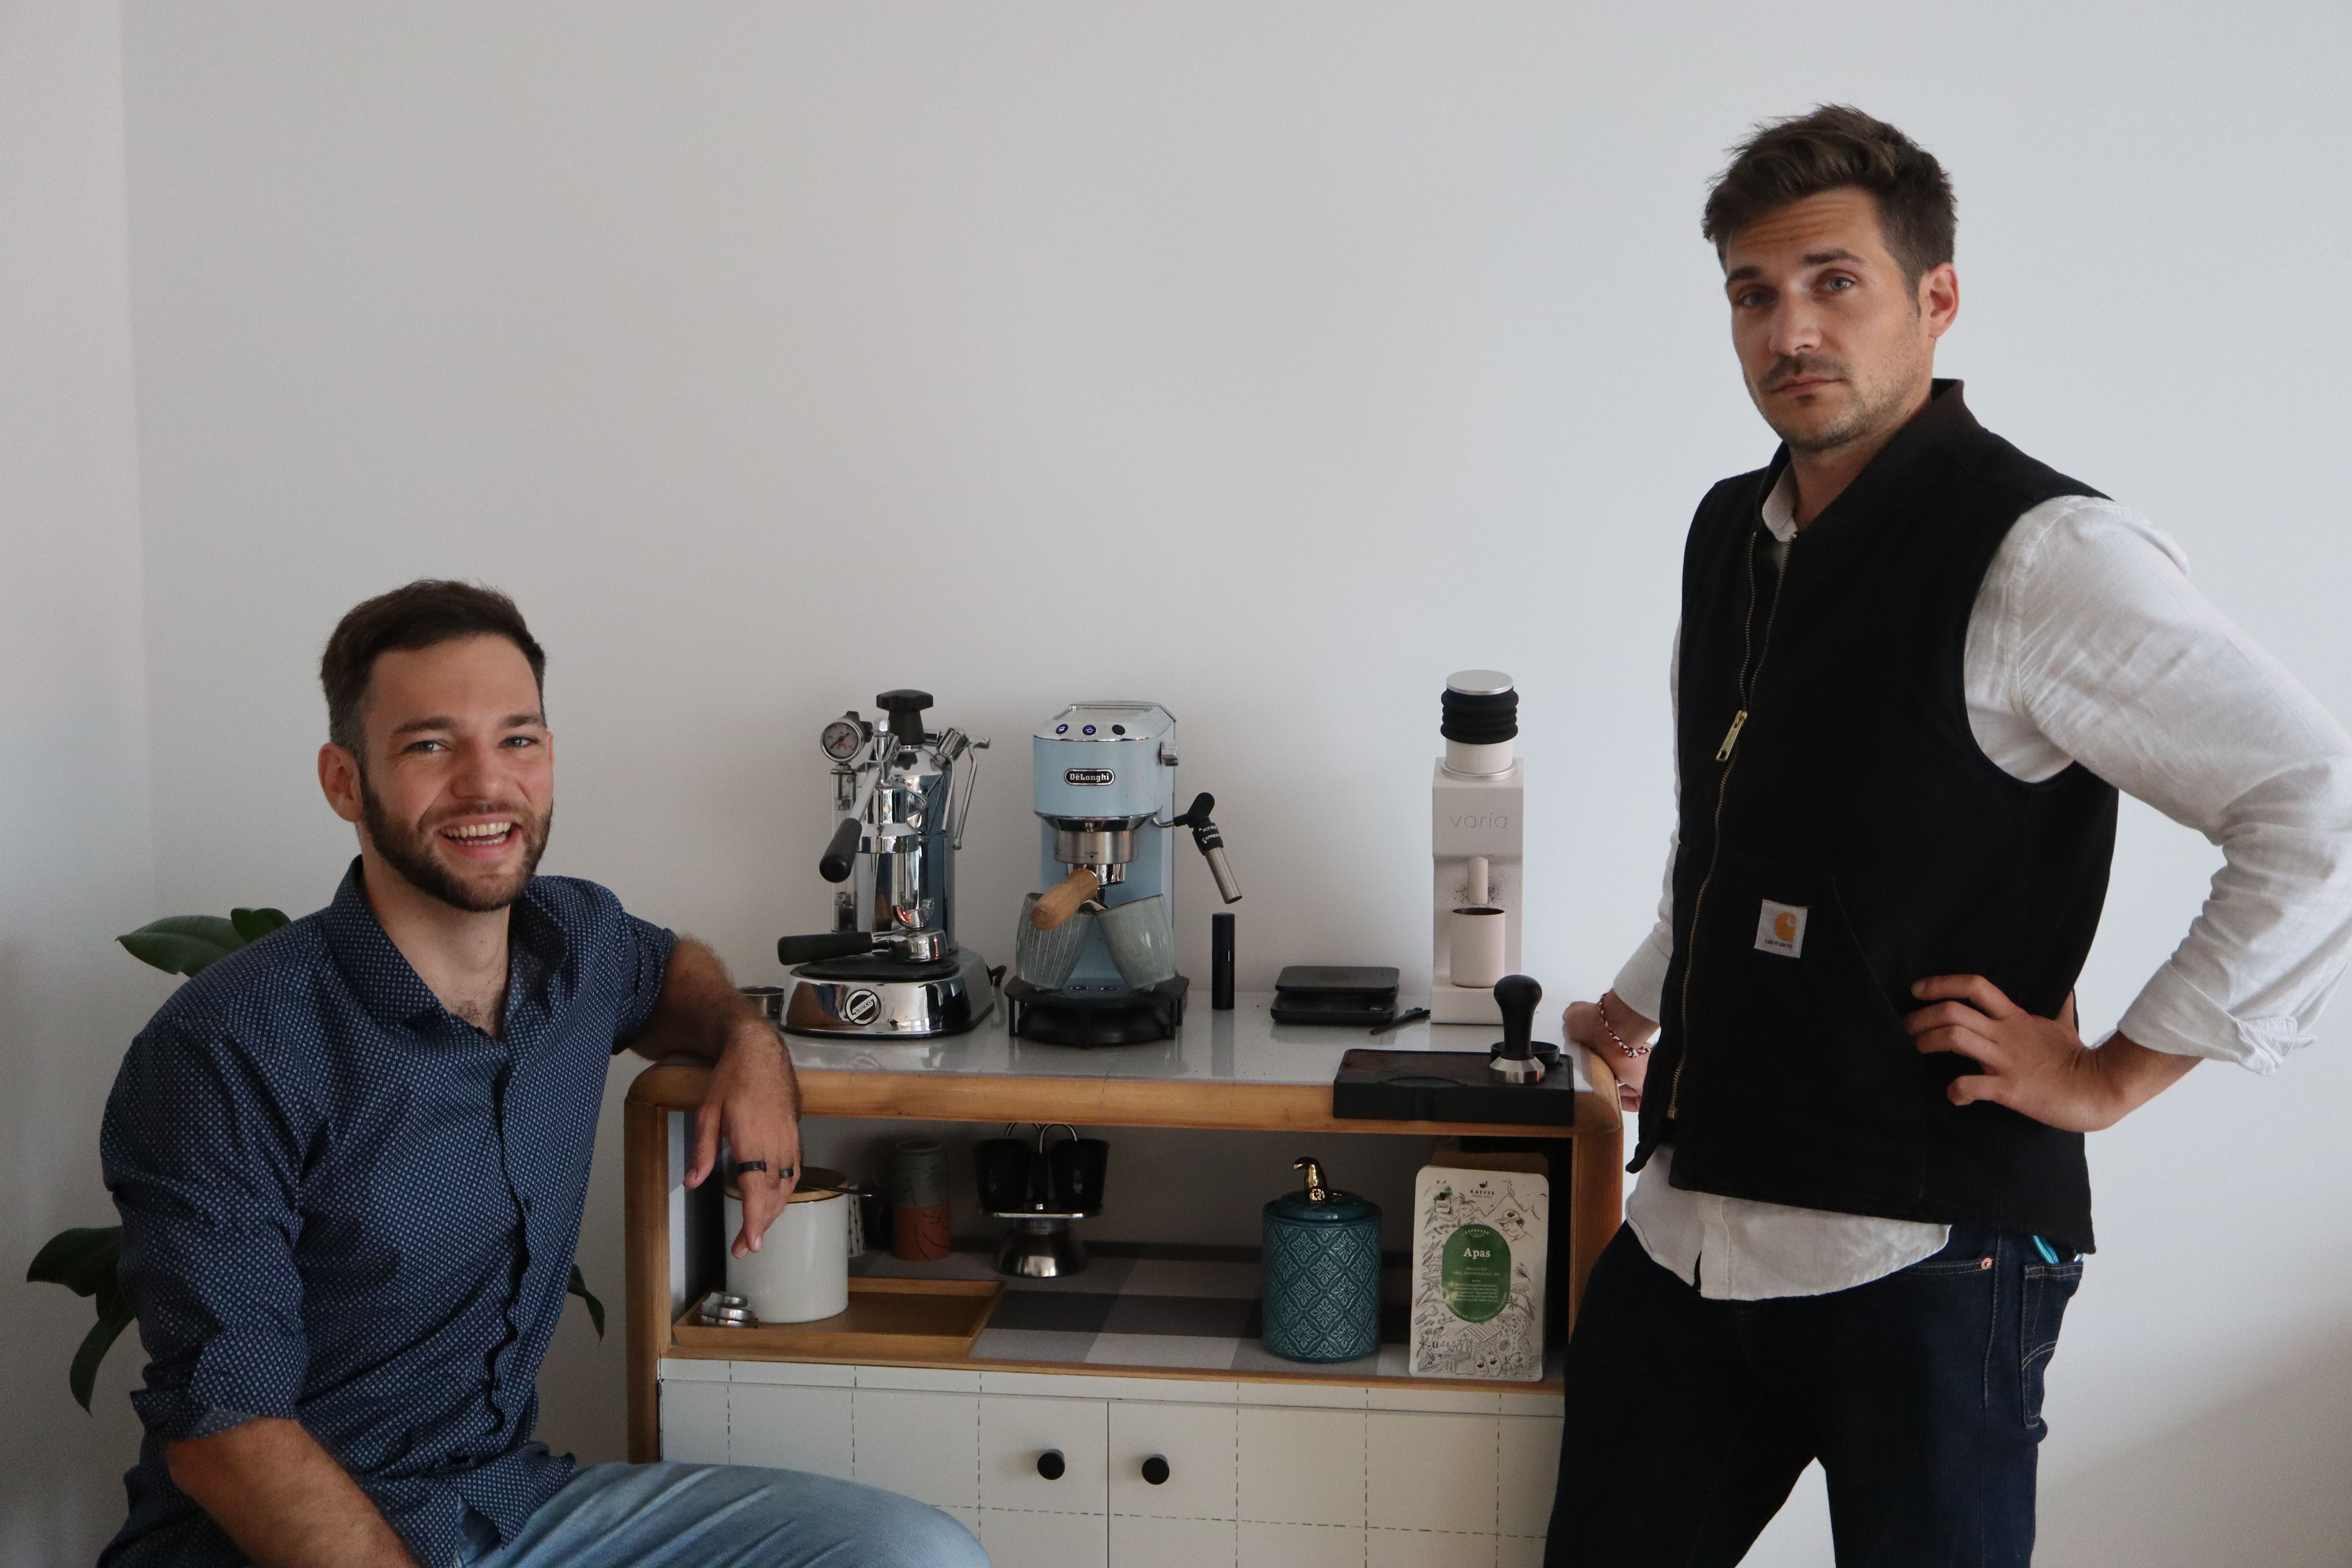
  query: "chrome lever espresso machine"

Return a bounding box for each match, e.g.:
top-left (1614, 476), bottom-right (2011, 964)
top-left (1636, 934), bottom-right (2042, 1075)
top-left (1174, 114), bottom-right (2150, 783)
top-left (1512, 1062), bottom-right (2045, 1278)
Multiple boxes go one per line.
top-left (1004, 701), bottom-right (1241, 1047)
top-left (774, 690), bottom-right (996, 1037)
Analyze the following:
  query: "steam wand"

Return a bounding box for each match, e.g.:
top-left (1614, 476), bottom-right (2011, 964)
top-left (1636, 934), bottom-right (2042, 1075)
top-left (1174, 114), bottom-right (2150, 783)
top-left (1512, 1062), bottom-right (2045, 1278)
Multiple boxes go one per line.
top-left (1164, 791), bottom-right (1243, 905)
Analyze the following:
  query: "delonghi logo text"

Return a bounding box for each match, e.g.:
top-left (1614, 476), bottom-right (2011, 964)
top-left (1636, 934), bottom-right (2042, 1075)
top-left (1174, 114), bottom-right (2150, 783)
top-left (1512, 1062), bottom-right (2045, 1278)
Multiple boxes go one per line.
top-left (1065, 768), bottom-right (1115, 786)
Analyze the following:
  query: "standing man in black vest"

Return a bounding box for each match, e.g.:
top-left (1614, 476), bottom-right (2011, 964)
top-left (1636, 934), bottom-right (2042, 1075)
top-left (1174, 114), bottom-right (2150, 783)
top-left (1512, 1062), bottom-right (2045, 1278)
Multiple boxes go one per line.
top-left (1546, 107), bottom-right (2352, 1566)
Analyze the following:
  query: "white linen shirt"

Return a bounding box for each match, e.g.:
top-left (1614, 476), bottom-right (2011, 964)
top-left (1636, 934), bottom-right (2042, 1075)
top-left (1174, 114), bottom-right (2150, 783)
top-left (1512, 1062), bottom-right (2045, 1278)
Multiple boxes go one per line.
top-left (1619, 469), bottom-right (2352, 1301)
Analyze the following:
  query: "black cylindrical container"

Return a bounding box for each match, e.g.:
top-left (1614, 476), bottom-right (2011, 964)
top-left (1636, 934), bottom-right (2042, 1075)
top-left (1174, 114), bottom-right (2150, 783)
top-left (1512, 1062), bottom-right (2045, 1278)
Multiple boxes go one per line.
top-left (1211, 913), bottom-right (1235, 1010)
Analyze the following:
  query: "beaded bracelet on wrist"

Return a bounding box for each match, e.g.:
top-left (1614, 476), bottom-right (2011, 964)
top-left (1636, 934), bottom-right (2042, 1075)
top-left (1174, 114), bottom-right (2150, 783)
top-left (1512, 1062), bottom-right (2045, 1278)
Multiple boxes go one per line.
top-left (1596, 1002), bottom-right (1653, 1060)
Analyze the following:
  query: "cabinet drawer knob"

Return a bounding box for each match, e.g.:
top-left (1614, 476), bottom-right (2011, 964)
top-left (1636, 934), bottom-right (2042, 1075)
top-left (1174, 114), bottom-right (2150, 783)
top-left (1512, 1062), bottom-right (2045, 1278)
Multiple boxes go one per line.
top-left (1036, 1449), bottom-right (1065, 1481)
top-left (1141, 1454), bottom-right (1170, 1486)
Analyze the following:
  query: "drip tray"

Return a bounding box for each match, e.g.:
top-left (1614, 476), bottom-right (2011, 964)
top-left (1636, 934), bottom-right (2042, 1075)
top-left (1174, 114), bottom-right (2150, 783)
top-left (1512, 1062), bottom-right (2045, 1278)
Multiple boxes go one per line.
top-left (1332, 1047), bottom-right (1580, 1126)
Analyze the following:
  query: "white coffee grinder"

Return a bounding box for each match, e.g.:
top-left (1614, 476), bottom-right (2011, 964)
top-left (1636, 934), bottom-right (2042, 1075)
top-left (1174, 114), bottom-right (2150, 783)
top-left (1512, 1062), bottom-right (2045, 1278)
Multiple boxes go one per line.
top-left (1430, 671), bottom-right (1524, 1025)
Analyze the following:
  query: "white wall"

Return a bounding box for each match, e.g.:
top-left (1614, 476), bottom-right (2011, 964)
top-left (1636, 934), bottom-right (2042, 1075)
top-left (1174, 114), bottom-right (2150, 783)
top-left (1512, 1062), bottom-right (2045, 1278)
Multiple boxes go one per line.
top-left (0, 2), bottom-right (172, 1560)
top-left (6, 2), bottom-right (2343, 1562)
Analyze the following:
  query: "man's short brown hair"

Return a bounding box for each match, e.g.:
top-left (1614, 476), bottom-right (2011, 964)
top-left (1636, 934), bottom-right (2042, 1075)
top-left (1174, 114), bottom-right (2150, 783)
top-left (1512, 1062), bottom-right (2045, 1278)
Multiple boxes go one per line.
top-left (1702, 105), bottom-right (1956, 285)
top-left (320, 579), bottom-right (546, 756)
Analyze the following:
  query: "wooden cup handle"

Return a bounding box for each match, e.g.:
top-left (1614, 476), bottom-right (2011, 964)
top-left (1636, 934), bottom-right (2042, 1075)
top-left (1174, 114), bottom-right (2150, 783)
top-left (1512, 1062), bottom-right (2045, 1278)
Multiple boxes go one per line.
top-left (1030, 867), bottom-right (1101, 931)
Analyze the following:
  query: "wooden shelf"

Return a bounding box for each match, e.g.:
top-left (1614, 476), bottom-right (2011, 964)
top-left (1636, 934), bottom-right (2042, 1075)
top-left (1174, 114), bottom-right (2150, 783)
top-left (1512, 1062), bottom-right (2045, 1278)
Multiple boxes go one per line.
top-left (627, 1060), bottom-right (1618, 1140)
top-left (675, 1279), bottom-right (1000, 1361)
top-left (624, 1029), bottom-right (1620, 1460)
top-left (662, 1341), bottom-right (1564, 1399)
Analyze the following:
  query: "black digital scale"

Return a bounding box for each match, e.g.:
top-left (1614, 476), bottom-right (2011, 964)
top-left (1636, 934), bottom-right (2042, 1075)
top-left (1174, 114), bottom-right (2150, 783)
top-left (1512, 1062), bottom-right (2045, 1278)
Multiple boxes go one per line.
top-left (1270, 965), bottom-right (1399, 1027)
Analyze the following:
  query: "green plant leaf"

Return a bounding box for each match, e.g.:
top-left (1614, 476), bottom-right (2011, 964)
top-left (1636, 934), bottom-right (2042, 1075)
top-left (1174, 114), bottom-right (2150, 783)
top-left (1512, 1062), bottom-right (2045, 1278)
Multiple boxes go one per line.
top-left (27, 1225), bottom-right (120, 1298)
top-left (566, 1264), bottom-right (606, 1341)
top-left (118, 916), bottom-right (245, 977)
top-left (68, 1293), bottom-right (136, 1414)
top-left (230, 907), bottom-right (290, 944)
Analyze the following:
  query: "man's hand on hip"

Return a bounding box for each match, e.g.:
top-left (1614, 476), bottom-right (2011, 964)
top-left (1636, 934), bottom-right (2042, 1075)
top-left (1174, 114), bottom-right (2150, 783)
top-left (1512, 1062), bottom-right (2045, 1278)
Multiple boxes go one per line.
top-left (1905, 975), bottom-right (2196, 1132)
top-left (688, 1020), bottom-right (804, 1258)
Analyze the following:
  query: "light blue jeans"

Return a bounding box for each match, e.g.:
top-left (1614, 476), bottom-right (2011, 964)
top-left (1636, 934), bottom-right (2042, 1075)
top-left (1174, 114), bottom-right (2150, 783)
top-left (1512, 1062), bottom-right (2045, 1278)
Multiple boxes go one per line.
top-left (458, 1461), bottom-right (989, 1568)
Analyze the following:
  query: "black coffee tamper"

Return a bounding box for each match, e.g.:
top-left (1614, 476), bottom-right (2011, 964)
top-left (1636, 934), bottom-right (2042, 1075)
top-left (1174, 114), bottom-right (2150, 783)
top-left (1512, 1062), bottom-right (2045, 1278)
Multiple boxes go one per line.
top-left (1488, 973), bottom-right (1548, 1084)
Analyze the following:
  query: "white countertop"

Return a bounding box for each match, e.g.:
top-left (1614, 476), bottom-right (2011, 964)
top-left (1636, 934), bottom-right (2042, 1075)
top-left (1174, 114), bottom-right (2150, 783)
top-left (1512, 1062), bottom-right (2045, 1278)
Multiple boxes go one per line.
top-left (782, 990), bottom-right (1595, 1096)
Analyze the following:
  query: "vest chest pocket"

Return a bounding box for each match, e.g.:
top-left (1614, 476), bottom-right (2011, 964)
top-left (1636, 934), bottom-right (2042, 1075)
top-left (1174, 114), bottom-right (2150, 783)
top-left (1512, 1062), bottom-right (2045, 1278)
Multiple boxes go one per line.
top-left (1677, 849), bottom-right (1929, 1199)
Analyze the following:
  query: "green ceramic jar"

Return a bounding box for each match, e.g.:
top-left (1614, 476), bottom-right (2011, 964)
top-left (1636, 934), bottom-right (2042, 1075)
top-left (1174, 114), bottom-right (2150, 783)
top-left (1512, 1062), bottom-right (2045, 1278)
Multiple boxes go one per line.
top-left (1261, 1156), bottom-right (1382, 1363)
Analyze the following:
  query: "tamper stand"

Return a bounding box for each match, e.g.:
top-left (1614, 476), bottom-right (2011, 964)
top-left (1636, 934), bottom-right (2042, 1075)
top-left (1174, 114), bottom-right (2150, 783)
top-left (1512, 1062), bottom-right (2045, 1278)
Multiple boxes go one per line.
top-left (1331, 973), bottom-right (1571, 1125)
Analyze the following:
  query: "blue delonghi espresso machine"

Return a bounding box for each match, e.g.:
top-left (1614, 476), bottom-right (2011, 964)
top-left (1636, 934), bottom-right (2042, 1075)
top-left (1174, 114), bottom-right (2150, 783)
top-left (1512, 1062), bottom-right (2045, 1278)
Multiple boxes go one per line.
top-left (1004, 701), bottom-right (1241, 1046)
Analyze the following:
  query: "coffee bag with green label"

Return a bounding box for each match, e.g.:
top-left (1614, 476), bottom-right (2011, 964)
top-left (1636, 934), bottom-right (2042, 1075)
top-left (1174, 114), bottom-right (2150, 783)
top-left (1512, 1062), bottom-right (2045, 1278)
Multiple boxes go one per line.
top-left (1409, 1163), bottom-right (1547, 1381)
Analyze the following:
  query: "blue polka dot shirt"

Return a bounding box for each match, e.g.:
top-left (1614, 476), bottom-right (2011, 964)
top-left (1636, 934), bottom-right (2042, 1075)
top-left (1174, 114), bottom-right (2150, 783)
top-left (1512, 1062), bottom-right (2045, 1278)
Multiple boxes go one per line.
top-left (99, 859), bottom-right (675, 1568)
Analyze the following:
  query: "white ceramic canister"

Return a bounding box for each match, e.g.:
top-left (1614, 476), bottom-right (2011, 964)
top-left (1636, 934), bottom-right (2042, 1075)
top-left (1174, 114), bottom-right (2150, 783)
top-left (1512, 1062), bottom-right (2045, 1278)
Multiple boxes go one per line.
top-left (724, 1178), bottom-right (850, 1324)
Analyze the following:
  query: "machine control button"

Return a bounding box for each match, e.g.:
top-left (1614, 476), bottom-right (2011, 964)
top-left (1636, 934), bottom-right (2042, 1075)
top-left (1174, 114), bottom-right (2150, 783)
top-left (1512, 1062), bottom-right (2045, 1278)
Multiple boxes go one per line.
top-left (1111, 724), bottom-right (1125, 735)
top-left (1056, 724), bottom-right (1069, 734)
top-left (1082, 725), bottom-right (1097, 735)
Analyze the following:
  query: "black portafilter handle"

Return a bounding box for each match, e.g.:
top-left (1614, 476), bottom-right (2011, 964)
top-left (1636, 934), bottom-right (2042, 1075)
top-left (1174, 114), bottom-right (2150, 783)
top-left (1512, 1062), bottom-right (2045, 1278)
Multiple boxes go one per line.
top-left (1493, 974), bottom-right (1542, 1061)
top-left (875, 688), bottom-right (933, 742)
top-left (818, 817), bottom-right (863, 883)
top-left (778, 931), bottom-right (879, 965)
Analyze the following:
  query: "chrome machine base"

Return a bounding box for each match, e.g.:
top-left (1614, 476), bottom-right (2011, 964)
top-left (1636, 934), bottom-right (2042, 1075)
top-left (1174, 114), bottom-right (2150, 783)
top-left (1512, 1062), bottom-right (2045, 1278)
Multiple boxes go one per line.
top-left (782, 948), bottom-right (997, 1039)
top-left (994, 1215), bottom-right (1088, 1278)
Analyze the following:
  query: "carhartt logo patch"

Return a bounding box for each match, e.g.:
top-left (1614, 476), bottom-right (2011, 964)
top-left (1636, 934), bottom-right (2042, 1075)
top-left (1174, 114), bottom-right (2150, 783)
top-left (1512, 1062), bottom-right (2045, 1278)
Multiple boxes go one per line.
top-left (1754, 900), bottom-right (1808, 958)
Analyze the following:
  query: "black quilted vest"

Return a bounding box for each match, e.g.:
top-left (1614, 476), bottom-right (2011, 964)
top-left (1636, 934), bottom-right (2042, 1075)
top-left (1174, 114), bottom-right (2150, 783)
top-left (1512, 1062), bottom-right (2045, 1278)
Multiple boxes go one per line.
top-left (1635, 381), bottom-right (2116, 1254)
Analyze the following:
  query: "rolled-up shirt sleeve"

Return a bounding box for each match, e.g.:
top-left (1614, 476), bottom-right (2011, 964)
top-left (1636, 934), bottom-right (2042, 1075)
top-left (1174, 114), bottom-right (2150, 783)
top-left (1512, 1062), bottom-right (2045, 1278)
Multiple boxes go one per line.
top-left (1997, 500), bottom-right (2352, 1071)
top-left (1612, 625), bottom-right (1682, 1024)
top-left (611, 913), bottom-right (677, 1050)
top-left (101, 1018), bottom-right (310, 1443)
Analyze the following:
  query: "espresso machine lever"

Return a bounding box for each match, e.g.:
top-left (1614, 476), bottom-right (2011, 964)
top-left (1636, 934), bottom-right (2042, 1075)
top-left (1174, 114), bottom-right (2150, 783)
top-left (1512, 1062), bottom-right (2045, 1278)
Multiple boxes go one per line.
top-left (818, 817), bottom-right (863, 883)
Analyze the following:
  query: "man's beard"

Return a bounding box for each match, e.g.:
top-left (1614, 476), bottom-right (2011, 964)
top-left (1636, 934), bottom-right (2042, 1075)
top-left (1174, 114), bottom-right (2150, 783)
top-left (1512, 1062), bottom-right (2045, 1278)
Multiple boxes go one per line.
top-left (360, 777), bottom-right (551, 913)
top-left (1753, 349), bottom-right (1924, 456)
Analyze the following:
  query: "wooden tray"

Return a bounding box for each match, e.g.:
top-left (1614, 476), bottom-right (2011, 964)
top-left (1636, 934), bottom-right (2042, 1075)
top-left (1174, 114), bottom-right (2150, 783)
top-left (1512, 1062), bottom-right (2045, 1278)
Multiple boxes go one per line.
top-left (671, 1277), bottom-right (1002, 1361)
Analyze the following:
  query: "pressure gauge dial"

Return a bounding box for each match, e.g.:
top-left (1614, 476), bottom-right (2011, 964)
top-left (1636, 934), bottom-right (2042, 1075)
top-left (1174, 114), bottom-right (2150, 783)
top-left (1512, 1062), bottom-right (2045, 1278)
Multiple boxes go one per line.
top-left (820, 715), bottom-right (866, 762)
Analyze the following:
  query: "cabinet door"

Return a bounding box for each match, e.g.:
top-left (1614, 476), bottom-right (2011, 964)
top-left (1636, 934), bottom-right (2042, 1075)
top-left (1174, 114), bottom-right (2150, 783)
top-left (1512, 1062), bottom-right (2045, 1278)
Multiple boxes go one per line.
top-left (1238, 1519), bottom-right (1367, 1568)
top-left (1112, 1513), bottom-right (1236, 1568)
top-left (979, 1394), bottom-right (1108, 1514)
top-left (1497, 1414), bottom-right (1562, 1541)
top-left (979, 1506), bottom-right (1108, 1568)
top-left (854, 1388), bottom-right (980, 1511)
top-left (659, 1377), bottom-right (729, 1465)
top-left (1365, 1411), bottom-right (1500, 1535)
top-left (1109, 1401), bottom-right (1236, 1522)
top-left (1236, 1406), bottom-right (1366, 1529)
top-left (730, 1382), bottom-right (854, 1480)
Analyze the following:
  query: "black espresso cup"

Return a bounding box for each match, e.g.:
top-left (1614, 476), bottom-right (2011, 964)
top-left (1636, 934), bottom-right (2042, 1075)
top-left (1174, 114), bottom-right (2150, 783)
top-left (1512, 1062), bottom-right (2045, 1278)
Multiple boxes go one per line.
top-left (1047, 1138), bottom-right (1110, 1215)
top-left (974, 1138), bottom-right (1039, 1214)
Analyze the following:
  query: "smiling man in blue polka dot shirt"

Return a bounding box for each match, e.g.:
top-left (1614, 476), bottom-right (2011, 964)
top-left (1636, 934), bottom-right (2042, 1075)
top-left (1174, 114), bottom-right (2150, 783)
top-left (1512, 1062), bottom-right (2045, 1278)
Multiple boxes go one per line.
top-left (98, 582), bottom-right (988, 1568)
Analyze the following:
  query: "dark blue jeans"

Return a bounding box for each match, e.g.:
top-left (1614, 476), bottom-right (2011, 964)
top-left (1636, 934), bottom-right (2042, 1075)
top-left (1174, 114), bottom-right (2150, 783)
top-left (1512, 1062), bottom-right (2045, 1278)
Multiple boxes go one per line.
top-left (1545, 1223), bottom-right (2084, 1567)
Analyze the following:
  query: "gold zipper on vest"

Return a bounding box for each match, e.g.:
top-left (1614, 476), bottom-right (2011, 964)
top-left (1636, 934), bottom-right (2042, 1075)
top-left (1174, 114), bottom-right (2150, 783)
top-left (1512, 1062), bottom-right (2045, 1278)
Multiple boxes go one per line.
top-left (1669, 528), bottom-right (1792, 1120)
